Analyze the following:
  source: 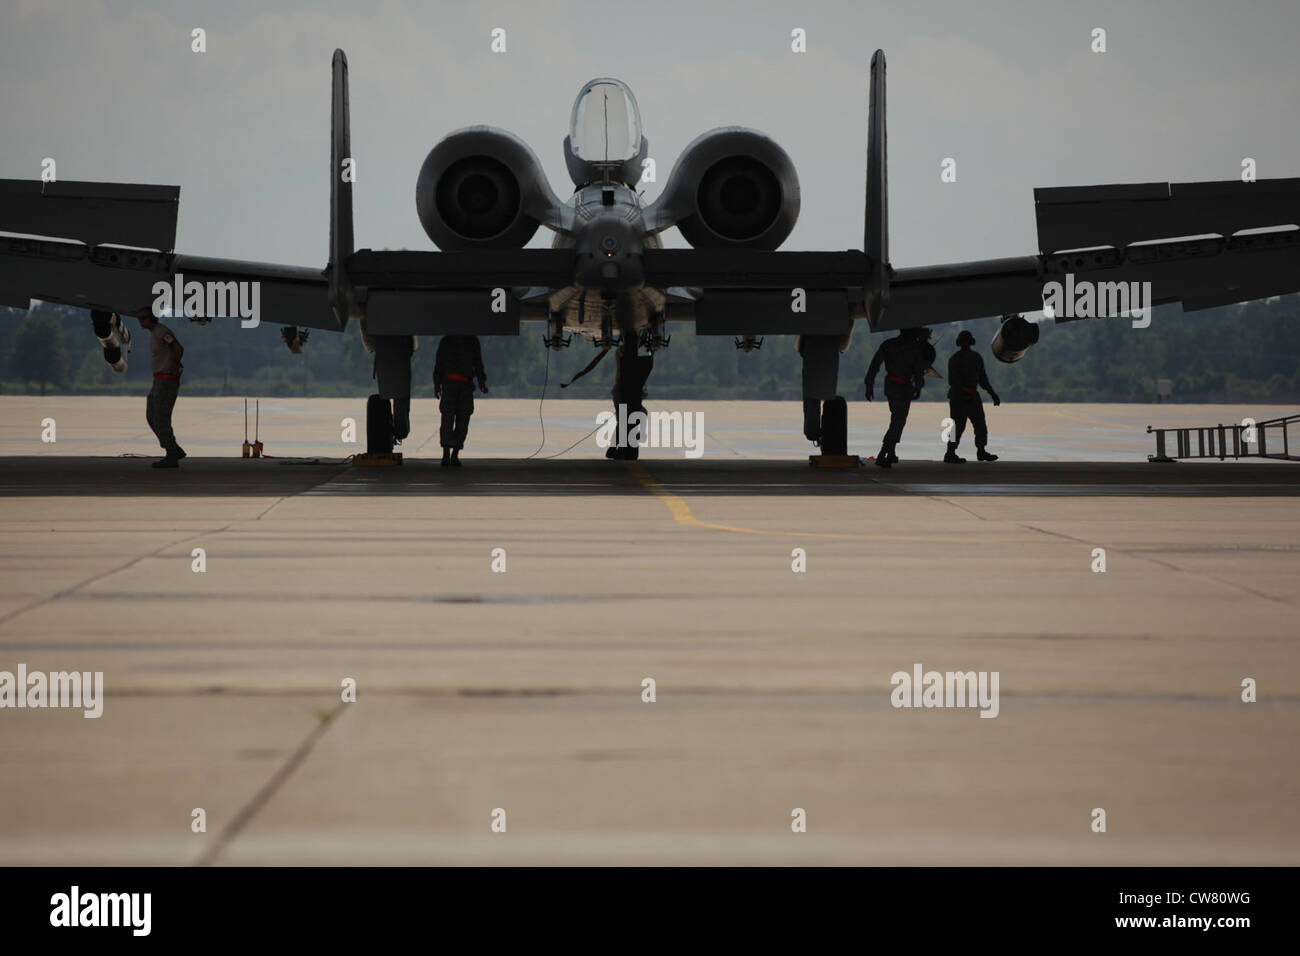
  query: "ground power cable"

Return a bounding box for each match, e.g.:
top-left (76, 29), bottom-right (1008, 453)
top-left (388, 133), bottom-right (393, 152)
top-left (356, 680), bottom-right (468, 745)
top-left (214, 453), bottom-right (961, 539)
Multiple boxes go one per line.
top-left (520, 345), bottom-right (606, 461)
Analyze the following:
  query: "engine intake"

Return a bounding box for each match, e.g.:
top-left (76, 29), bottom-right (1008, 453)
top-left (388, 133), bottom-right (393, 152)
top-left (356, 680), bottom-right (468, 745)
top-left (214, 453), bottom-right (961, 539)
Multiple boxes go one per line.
top-left (649, 128), bottom-right (799, 249)
top-left (416, 127), bottom-right (560, 250)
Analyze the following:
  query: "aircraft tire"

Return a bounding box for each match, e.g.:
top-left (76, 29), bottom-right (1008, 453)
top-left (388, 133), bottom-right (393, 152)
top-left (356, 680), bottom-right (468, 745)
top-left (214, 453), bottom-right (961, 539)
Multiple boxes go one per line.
top-left (366, 394), bottom-right (394, 454)
top-left (820, 396), bottom-right (848, 456)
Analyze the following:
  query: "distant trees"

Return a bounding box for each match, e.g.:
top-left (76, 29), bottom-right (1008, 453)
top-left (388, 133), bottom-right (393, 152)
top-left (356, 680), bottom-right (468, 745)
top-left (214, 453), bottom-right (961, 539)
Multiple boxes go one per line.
top-left (1, 294), bottom-right (1298, 402)
top-left (11, 312), bottom-right (68, 395)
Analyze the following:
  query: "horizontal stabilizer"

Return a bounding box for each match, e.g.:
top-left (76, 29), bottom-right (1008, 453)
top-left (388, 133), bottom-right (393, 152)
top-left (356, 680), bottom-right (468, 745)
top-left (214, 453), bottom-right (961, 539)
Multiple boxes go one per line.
top-left (346, 249), bottom-right (575, 289)
top-left (364, 290), bottom-right (521, 335)
top-left (694, 291), bottom-right (852, 336)
top-left (643, 248), bottom-right (868, 289)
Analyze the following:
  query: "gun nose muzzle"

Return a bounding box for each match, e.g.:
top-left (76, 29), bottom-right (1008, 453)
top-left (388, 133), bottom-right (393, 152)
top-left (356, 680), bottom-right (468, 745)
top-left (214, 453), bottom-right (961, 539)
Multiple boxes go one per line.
top-left (574, 217), bottom-right (644, 291)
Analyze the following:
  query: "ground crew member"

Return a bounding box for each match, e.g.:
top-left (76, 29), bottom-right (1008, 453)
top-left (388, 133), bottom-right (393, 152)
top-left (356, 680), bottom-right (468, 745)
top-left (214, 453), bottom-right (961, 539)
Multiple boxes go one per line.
top-left (434, 335), bottom-right (487, 467)
top-left (864, 326), bottom-right (935, 468)
top-left (606, 343), bottom-right (654, 460)
top-left (945, 330), bottom-right (1000, 463)
top-left (135, 308), bottom-right (186, 468)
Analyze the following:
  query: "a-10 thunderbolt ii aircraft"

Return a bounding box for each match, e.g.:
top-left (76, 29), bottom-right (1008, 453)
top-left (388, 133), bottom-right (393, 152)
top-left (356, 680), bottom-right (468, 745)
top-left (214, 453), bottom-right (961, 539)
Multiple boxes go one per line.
top-left (1, 49), bottom-right (1297, 453)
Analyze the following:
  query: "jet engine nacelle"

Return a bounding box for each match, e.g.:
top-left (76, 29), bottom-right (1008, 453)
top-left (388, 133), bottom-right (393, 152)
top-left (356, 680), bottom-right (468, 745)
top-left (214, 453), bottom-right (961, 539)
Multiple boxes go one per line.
top-left (991, 314), bottom-right (1041, 363)
top-left (651, 128), bottom-right (800, 249)
top-left (416, 127), bottom-right (559, 250)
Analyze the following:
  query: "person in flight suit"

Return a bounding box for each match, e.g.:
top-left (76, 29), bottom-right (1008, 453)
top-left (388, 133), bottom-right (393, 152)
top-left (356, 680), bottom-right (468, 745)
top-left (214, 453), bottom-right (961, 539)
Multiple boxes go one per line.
top-left (135, 308), bottom-right (186, 468)
top-left (864, 326), bottom-right (935, 468)
top-left (433, 335), bottom-right (487, 467)
top-left (606, 342), bottom-right (655, 460)
top-left (945, 330), bottom-right (1000, 463)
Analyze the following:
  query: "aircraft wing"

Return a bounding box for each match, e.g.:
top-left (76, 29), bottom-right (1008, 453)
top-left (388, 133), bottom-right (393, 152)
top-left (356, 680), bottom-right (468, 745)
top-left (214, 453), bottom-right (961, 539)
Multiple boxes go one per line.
top-left (0, 181), bottom-right (571, 332)
top-left (640, 173), bottom-right (1300, 335)
top-left (0, 178), bottom-right (339, 330)
top-left (880, 177), bottom-right (1300, 332)
top-left (643, 47), bottom-right (1300, 337)
top-left (4, 176), bottom-right (1297, 338)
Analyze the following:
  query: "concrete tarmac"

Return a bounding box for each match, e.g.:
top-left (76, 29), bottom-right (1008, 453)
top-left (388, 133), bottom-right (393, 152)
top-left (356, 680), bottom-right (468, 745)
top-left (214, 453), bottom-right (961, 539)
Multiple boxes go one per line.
top-left (0, 397), bottom-right (1297, 865)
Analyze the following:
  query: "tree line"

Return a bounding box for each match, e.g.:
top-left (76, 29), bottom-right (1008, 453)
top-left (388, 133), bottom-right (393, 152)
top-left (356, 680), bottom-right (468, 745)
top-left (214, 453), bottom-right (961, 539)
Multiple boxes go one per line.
top-left (3, 294), bottom-right (1298, 403)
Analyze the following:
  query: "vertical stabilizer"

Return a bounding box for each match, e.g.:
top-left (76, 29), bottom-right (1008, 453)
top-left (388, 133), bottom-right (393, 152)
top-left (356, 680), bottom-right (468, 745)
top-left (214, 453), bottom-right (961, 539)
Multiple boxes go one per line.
top-left (864, 49), bottom-right (889, 327)
top-left (329, 48), bottom-right (354, 328)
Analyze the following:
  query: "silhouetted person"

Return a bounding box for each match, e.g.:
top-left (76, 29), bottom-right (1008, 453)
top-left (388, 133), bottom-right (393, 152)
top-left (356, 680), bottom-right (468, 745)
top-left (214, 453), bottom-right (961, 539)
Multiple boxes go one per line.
top-left (865, 326), bottom-right (935, 468)
top-left (434, 335), bottom-right (487, 467)
top-left (945, 330), bottom-right (1000, 463)
top-left (135, 309), bottom-right (186, 468)
top-left (606, 343), bottom-right (654, 460)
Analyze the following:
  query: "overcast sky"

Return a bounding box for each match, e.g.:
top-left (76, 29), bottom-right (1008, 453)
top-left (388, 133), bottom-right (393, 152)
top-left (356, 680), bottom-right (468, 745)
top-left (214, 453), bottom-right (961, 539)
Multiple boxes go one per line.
top-left (2, 0), bottom-right (1297, 269)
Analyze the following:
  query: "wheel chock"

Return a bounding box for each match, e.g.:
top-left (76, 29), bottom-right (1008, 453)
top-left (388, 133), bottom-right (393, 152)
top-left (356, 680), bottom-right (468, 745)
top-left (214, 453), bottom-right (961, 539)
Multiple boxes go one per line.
top-left (352, 452), bottom-right (403, 466)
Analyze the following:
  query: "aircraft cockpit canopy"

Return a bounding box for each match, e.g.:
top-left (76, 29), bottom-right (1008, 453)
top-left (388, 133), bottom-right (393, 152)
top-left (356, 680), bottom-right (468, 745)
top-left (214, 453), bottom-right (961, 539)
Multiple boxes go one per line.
top-left (565, 78), bottom-right (647, 187)
top-left (569, 79), bottom-right (642, 164)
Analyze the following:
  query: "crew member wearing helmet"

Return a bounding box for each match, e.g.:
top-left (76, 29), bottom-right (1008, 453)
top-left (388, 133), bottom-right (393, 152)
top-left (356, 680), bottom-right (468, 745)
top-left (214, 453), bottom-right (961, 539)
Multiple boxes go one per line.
top-left (864, 326), bottom-right (935, 468)
top-left (945, 329), bottom-right (1000, 463)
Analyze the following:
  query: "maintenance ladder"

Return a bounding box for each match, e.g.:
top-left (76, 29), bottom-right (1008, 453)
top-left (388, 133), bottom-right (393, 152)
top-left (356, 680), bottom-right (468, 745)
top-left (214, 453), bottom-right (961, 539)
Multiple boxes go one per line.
top-left (1148, 412), bottom-right (1299, 462)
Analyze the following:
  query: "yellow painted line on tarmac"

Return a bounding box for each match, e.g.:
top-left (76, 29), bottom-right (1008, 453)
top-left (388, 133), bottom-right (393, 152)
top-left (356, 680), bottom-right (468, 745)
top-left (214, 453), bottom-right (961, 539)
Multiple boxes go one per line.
top-left (628, 464), bottom-right (978, 543)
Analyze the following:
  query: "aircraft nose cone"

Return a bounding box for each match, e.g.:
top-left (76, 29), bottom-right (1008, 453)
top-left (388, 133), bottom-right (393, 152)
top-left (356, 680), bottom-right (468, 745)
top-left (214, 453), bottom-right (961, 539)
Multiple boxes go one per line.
top-left (574, 217), bottom-right (643, 290)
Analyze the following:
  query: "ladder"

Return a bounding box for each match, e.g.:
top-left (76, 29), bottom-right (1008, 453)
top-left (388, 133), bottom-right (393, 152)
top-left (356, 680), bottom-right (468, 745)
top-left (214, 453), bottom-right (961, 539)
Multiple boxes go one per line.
top-left (1147, 412), bottom-right (1299, 462)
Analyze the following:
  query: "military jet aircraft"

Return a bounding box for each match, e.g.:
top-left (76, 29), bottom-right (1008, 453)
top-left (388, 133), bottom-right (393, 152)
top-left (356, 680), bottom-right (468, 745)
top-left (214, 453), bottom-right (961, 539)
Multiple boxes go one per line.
top-left (2, 49), bottom-right (1297, 452)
